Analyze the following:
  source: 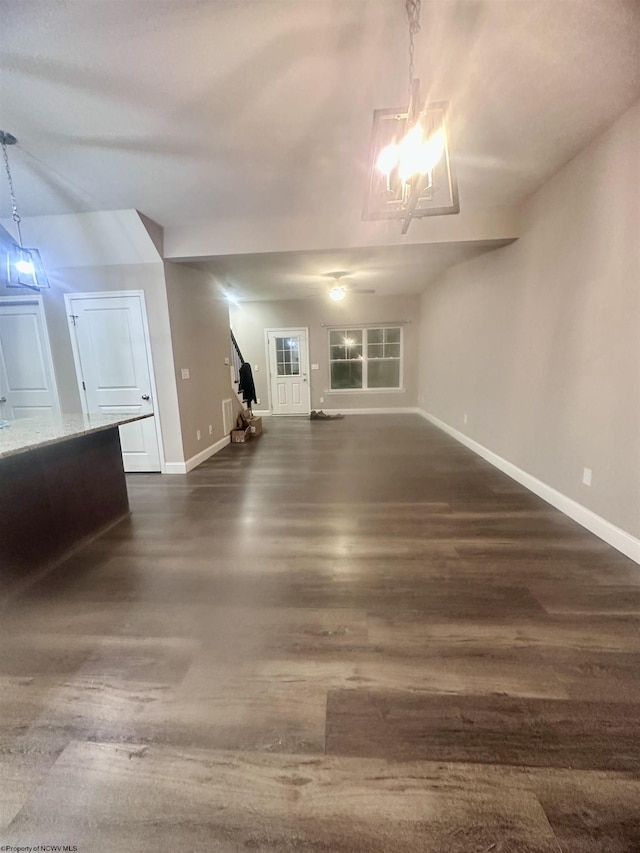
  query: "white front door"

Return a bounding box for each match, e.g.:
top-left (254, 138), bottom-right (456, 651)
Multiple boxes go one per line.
top-left (0, 297), bottom-right (60, 422)
top-left (266, 329), bottom-right (310, 416)
top-left (66, 292), bottom-right (162, 472)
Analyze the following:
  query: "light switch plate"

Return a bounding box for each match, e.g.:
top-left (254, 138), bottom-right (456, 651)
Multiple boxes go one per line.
top-left (181, 368), bottom-right (190, 380)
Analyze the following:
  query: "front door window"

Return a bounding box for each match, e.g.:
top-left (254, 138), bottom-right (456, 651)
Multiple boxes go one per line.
top-left (275, 337), bottom-right (300, 377)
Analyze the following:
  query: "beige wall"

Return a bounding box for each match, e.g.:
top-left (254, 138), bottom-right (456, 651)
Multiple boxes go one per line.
top-left (419, 100), bottom-right (640, 538)
top-left (165, 205), bottom-right (521, 260)
top-left (164, 262), bottom-right (233, 461)
top-left (230, 294), bottom-right (421, 411)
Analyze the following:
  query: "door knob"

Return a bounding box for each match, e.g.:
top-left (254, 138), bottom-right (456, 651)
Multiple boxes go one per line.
top-left (141, 394), bottom-right (150, 401)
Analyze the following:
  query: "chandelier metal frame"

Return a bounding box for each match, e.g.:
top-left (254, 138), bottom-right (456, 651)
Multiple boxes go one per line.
top-left (362, 0), bottom-right (459, 234)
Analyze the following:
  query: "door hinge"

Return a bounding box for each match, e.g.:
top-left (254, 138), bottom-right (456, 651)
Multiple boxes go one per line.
top-left (82, 381), bottom-right (86, 390)
top-left (69, 314), bottom-right (79, 325)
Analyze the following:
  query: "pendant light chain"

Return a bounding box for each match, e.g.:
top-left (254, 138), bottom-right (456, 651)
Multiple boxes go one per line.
top-left (1, 138), bottom-right (24, 246)
top-left (406, 0), bottom-right (421, 93)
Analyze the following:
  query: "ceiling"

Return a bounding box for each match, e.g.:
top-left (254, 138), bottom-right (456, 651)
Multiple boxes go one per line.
top-left (195, 240), bottom-right (514, 300)
top-left (1, 0), bottom-right (639, 299)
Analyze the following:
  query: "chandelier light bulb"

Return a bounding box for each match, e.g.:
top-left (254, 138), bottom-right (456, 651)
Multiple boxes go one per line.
top-left (15, 257), bottom-right (34, 275)
top-left (329, 285), bottom-right (346, 302)
top-left (376, 143), bottom-right (399, 177)
top-left (419, 129), bottom-right (446, 174)
top-left (398, 124), bottom-right (425, 183)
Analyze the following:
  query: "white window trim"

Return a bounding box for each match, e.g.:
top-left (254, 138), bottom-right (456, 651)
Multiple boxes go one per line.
top-left (328, 325), bottom-right (403, 392)
top-left (326, 387), bottom-right (407, 395)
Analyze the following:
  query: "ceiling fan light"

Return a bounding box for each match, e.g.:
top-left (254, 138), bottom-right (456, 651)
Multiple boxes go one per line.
top-left (329, 285), bottom-right (346, 302)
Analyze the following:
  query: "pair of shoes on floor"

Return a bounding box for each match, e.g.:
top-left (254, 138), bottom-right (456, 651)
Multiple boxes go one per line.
top-left (310, 410), bottom-right (344, 420)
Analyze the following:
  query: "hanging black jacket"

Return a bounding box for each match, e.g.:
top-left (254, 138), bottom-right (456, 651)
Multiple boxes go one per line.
top-left (238, 362), bottom-right (257, 405)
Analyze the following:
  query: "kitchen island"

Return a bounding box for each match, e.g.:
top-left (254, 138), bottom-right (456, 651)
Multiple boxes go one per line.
top-left (0, 412), bottom-right (154, 586)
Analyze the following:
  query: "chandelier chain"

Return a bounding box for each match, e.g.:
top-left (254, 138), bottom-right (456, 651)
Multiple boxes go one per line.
top-left (2, 139), bottom-right (24, 245)
top-left (406, 0), bottom-right (421, 92)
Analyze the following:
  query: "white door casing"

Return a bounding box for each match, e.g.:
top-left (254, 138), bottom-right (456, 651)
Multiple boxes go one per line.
top-left (66, 291), bottom-right (162, 472)
top-left (0, 296), bottom-right (60, 422)
top-left (266, 328), bottom-right (310, 416)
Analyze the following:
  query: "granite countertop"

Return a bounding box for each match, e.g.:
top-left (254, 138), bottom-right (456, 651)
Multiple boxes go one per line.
top-left (0, 412), bottom-right (154, 461)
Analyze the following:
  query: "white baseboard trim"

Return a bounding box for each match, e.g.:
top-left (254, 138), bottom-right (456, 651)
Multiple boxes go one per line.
top-left (163, 462), bottom-right (188, 474)
top-left (254, 408), bottom-right (420, 417)
top-left (419, 409), bottom-right (640, 565)
top-left (164, 434), bottom-right (231, 475)
top-left (321, 407), bottom-right (422, 416)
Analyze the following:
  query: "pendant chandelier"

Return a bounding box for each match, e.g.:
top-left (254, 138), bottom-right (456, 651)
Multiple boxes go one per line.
top-left (363, 0), bottom-right (459, 234)
top-left (1, 131), bottom-right (49, 290)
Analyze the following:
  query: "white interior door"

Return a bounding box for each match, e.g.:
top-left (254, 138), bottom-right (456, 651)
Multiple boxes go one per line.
top-left (0, 297), bottom-right (60, 422)
top-left (67, 292), bottom-right (161, 472)
top-left (267, 329), bottom-right (310, 415)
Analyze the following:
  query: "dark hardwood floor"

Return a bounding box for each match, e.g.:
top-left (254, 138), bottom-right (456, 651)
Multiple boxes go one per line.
top-left (1, 414), bottom-right (639, 852)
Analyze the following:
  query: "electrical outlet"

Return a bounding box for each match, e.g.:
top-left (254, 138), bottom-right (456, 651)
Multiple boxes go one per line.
top-left (224, 357), bottom-right (230, 365)
top-left (463, 413), bottom-right (468, 425)
top-left (254, 364), bottom-right (259, 371)
top-left (208, 424), bottom-right (213, 435)
top-left (582, 467), bottom-right (592, 486)
top-left (256, 398), bottom-right (260, 405)
top-left (320, 396), bottom-right (324, 403)
top-left (181, 368), bottom-right (190, 380)
top-left (196, 429), bottom-right (201, 441)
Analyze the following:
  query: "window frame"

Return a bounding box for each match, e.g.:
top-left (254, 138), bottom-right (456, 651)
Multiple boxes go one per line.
top-left (328, 325), bottom-right (403, 392)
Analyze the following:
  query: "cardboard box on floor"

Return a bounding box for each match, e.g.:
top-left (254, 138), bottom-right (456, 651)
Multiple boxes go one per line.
top-left (237, 410), bottom-right (262, 432)
top-left (248, 417), bottom-right (262, 436)
top-left (231, 411), bottom-right (262, 442)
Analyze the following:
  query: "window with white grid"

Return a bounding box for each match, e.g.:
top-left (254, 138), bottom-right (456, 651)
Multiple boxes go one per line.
top-left (329, 327), bottom-right (402, 390)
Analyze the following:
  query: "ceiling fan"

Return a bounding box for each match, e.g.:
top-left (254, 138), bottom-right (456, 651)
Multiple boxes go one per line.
top-left (323, 271), bottom-right (375, 302)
